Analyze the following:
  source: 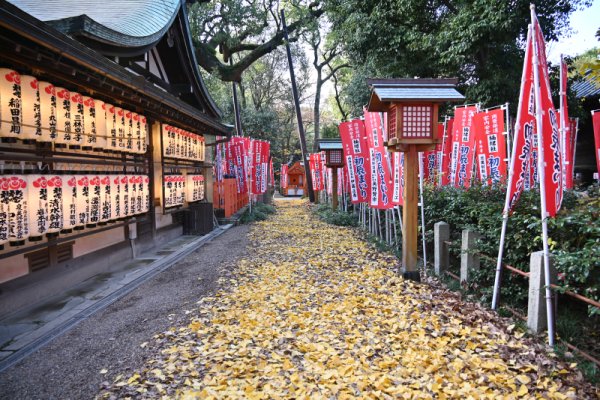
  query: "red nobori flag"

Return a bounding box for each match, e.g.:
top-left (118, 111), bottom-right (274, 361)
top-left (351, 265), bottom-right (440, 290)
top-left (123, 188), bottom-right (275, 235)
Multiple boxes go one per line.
top-left (450, 105), bottom-right (478, 188)
top-left (364, 109), bottom-right (393, 209)
top-left (262, 141), bottom-right (270, 193)
top-left (506, 26), bottom-right (535, 213)
top-left (533, 14), bottom-right (563, 216)
top-left (339, 119), bottom-right (371, 204)
top-left (473, 108), bottom-right (508, 185)
top-left (309, 153), bottom-right (324, 191)
top-left (422, 123), bottom-right (444, 185)
top-left (440, 118), bottom-right (454, 186)
top-left (251, 139), bottom-right (263, 195)
top-left (593, 110), bottom-right (600, 176)
top-left (566, 118), bottom-right (578, 187)
top-left (392, 152), bottom-right (404, 206)
top-left (280, 164), bottom-right (288, 189)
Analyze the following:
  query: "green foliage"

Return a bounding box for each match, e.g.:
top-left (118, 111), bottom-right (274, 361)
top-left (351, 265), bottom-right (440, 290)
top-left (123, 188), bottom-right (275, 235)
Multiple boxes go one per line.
top-left (422, 183), bottom-right (599, 316)
top-left (313, 203), bottom-right (358, 227)
top-left (326, 0), bottom-right (591, 108)
top-left (240, 202), bottom-right (276, 224)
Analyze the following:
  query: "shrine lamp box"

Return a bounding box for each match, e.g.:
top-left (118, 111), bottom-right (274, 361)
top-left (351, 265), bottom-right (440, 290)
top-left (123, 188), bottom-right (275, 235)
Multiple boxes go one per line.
top-left (317, 139), bottom-right (344, 168)
top-left (367, 78), bottom-right (464, 152)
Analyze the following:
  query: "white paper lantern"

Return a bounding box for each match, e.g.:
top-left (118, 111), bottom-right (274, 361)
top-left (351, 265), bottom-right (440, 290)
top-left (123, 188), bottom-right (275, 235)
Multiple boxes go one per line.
top-left (115, 107), bottom-right (125, 152)
top-left (0, 177), bottom-right (9, 249)
top-left (105, 104), bottom-right (116, 151)
top-left (47, 175), bottom-right (64, 237)
top-left (88, 174), bottom-right (101, 226)
top-left (82, 96), bottom-right (96, 150)
top-left (70, 92), bottom-right (85, 149)
top-left (21, 75), bottom-right (42, 143)
top-left (178, 175), bottom-right (185, 205)
top-left (99, 174), bottom-right (111, 223)
top-left (75, 174), bottom-right (90, 228)
top-left (120, 175), bottom-right (130, 218)
top-left (64, 175), bottom-right (80, 231)
top-left (140, 115), bottom-right (148, 154)
top-left (141, 175), bottom-right (150, 213)
top-left (27, 175), bottom-right (49, 241)
top-left (110, 174), bottom-right (121, 221)
top-left (95, 100), bottom-right (107, 151)
top-left (185, 174), bottom-right (205, 202)
top-left (128, 175), bottom-right (137, 216)
top-left (0, 69), bottom-right (23, 143)
top-left (54, 87), bottom-right (71, 148)
top-left (162, 125), bottom-right (172, 157)
top-left (124, 110), bottom-right (134, 153)
top-left (132, 113), bottom-right (141, 154)
top-left (3, 175), bottom-right (29, 245)
top-left (39, 81), bottom-right (57, 144)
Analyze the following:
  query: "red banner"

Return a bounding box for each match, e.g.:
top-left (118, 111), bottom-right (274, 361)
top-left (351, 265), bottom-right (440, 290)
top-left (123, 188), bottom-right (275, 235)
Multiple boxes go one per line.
top-left (280, 164), bottom-right (288, 189)
top-left (251, 140), bottom-right (263, 195)
top-left (507, 27), bottom-right (535, 213)
top-left (364, 109), bottom-right (393, 209)
top-left (593, 110), bottom-right (600, 176)
top-left (309, 153), bottom-right (325, 191)
top-left (568, 118), bottom-right (578, 186)
top-left (392, 152), bottom-right (404, 206)
top-left (473, 108), bottom-right (508, 185)
top-left (450, 105), bottom-right (478, 188)
top-left (422, 123), bottom-right (443, 184)
top-left (440, 118), bottom-right (454, 186)
top-left (534, 15), bottom-right (563, 217)
top-left (339, 119), bottom-right (371, 204)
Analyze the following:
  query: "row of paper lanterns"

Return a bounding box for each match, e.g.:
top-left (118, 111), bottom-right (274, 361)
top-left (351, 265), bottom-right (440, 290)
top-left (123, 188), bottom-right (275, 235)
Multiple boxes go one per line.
top-left (163, 125), bottom-right (206, 162)
top-left (163, 174), bottom-right (205, 208)
top-left (0, 174), bottom-right (150, 247)
top-left (0, 68), bottom-right (148, 154)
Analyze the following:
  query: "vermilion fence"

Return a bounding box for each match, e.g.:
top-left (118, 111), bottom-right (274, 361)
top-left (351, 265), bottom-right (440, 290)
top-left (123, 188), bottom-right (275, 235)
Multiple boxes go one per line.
top-left (213, 178), bottom-right (249, 218)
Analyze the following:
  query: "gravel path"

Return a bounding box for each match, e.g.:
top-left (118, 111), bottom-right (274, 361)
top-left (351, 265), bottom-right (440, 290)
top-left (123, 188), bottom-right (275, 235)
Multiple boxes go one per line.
top-left (0, 224), bottom-right (250, 400)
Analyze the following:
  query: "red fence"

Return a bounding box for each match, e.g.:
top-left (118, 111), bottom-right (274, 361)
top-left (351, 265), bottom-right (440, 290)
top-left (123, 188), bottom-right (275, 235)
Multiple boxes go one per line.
top-left (213, 178), bottom-right (249, 218)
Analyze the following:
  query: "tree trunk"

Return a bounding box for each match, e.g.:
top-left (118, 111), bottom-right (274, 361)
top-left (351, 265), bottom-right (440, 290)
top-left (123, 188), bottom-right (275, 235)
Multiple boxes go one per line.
top-left (313, 72), bottom-right (322, 153)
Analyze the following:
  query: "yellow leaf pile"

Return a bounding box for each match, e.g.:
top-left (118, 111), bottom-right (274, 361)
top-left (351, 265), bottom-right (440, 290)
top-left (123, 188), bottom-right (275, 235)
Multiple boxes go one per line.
top-left (99, 200), bottom-right (597, 399)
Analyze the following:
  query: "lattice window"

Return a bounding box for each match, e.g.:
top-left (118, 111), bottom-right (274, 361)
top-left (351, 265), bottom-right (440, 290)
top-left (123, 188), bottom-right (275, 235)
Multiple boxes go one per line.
top-left (401, 105), bottom-right (433, 138)
top-left (387, 105), bottom-right (397, 139)
top-left (328, 150), bottom-right (343, 166)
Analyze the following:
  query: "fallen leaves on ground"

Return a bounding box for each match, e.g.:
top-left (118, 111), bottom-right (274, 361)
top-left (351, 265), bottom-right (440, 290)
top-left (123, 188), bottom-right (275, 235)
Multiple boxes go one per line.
top-left (98, 200), bottom-right (598, 399)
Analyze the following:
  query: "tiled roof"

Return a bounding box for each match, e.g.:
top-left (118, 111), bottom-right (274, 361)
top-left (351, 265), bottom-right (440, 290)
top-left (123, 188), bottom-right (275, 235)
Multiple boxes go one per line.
top-left (572, 73), bottom-right (600, 98)
top-left (8, 0), bottom-right (181, 48)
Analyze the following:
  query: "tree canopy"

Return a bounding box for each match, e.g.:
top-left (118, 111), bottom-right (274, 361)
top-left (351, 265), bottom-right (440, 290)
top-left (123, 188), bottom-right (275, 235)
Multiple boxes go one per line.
top-left (325, 0), bottom-right (591, 115)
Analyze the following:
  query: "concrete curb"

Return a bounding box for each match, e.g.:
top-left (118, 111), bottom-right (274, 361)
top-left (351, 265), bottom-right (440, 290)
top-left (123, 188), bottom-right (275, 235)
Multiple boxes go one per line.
top-left (0, 224), bottom-right (233, 373)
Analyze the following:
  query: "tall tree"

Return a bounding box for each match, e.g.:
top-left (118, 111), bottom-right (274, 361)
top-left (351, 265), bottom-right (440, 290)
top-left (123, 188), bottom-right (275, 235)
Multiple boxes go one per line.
top-left (326, 0), bottom-right (592, 108)
top-left (188, 0), bottom-right (324, 82)
top-left (307, 27), bottom-right (349, 151)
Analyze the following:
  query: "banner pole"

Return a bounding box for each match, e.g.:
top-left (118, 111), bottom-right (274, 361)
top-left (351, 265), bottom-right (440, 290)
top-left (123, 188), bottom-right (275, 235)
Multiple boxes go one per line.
top-left (559, 54), bottom-right (567, 192)
top-left (492, 25), bottom-right (532, 310)
top-left (504, 103), bottom-right (512, 163)
top-left (418, 152), bottom-right (427, 274)
top-left (531, 5), bottom-right (556, 347)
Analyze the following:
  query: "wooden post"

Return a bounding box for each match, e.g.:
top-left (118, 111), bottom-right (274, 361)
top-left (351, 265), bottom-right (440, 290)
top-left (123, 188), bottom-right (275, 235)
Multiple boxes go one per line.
top-left (402, 144), bottom-right (420, 281)
top-left (332, 168), bottom-right (338, 211)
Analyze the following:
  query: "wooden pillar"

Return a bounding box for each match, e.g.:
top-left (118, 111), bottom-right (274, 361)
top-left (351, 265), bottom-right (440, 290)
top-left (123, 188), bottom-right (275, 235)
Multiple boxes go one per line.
top-left (332, 168), bottom-right (338, 211)
top-left (402, 145), bottom-right (420, 281)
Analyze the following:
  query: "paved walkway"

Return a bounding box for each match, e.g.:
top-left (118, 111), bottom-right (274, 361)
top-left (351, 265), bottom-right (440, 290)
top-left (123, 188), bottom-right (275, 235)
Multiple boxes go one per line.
top-left (0, 223), bottom-right (234, 373)
top-left (97, 199), bottom-right (596, 399)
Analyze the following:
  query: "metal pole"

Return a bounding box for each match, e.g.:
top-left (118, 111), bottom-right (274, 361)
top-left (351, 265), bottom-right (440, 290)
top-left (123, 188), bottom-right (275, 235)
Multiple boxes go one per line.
top-left (418, 152), bottom-right (427, 275)
top-left (281, 10), bottom-right (315, 202)
top-left (531, 5), bottom-right (556, 346)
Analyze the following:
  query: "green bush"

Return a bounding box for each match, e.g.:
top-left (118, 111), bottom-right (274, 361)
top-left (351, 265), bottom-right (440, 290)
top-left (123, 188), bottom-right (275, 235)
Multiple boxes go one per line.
top-left (240, 202), bottom-right (276, 224)
top-left (313, 203), bottom-right (358, 227)
top-left (422, 182), bottom-right (599, 316)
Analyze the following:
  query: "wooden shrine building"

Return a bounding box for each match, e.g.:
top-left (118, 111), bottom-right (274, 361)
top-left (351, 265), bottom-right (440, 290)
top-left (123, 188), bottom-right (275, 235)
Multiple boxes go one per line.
top-left (0, 0), bottom-right (231, 313)
top-left (281, 161), bottom-right (307, 196)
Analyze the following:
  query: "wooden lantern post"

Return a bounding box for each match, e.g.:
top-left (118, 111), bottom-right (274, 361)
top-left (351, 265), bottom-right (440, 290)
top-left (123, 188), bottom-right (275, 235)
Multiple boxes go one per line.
top-left (318, 139), bottom-right (344, 211)
top-left (367, 79), bottom-right (464, 282)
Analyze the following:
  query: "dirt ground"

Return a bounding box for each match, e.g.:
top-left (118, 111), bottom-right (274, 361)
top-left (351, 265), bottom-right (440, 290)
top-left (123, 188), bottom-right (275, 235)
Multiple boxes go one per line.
top-left (0, 224), bottom-right (250, 400)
